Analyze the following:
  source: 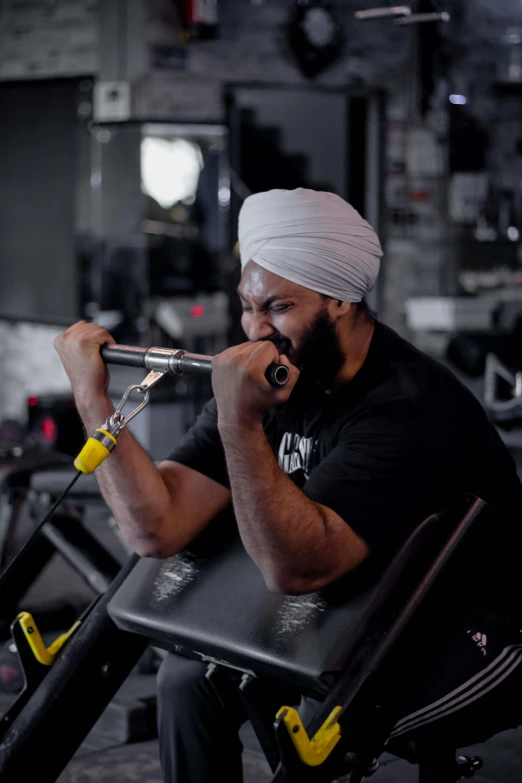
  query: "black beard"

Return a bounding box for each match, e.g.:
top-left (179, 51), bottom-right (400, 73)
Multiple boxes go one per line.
top-left (267, 309), bottom-right (345, 428)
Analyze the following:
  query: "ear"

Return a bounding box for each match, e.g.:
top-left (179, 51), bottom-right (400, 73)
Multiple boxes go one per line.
top-left (331, 299), bottom-right (352, 319)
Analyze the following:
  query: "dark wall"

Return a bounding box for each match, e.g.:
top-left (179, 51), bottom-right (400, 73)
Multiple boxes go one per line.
top-left (231, 87), bottom-right (348, 197)
top-left (0, 79), bottom-right (81, 320)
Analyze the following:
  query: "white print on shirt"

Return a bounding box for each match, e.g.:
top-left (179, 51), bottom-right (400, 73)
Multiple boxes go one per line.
top-left (278, 433), bottom-right (316, 479)
top-left (467, 629), bottom-right (488, 656)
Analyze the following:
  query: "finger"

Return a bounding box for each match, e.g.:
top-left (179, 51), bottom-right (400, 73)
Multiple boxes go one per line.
top-left (277, 354), bottom-right (292, 368)
top-left (278, 354), bottom-right (300, 377)
top-left (274, 356), bottom-right (298, 392)
top-left (62, 321), bottom-right (91, 340)
top-left (247, 344), bottom-right (280, 384)
top-left (215, 341), bottom-right (258, 363)
top-left (77, 323), bottom-right (116, 346)
top-left (250, 340), bottom-right (279, 363)
top-left (100, 330), bottom-right (116, 346)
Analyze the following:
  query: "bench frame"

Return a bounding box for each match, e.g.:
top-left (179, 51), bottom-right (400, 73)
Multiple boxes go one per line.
top-left (0, 496), bottom-right (490, 783)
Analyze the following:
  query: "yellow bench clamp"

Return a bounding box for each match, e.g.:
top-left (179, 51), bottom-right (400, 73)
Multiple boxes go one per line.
top-left (276, 704), bottom-right (343, 767)
top-left (16, 612), bottom-right (80, 666)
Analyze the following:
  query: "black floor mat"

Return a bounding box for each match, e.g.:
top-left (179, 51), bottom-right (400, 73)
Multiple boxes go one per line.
top-left (55, 728), bottom-right (522, 783)
top-left (56, 738), bottom-right (274, 783)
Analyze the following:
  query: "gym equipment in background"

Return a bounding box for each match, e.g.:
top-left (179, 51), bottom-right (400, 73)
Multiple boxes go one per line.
top-left (484, 353), bottom-right (522, 430)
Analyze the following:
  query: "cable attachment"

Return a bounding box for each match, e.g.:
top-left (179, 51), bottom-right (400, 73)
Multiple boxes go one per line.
top-left (108, 370), bottom-right (165, 437)
top-left (74, 370), bottom-right (166, 474)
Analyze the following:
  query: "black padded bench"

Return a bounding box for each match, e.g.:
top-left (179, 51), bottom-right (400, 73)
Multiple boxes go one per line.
top-left (109, 535), bottom-right (379, 696)
top-left (108, 495), bottom-right (492, 782)
top-left (0, 495), bottom-right (491, 783)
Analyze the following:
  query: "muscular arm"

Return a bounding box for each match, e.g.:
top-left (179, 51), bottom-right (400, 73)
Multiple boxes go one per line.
top-left (219, 420), bottom-right (369, 594)
top-left (53, 322), bottom-right (230, 558)
top-left (76, 393), bottom-right (230, 558)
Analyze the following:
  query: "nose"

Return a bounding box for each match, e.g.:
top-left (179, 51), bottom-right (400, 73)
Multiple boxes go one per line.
top-left (242, 312), bottom-right (276, 342)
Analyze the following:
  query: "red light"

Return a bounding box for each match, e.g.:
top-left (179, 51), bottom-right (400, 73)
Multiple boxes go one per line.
top-left (189, 304), bottom-right (206, 318)
top-left (0, 665), bottom-right (19, 685)
top-left (41, 416), bottom-right (57, 444)
top-left (28, 396), bottom-right (39, 407)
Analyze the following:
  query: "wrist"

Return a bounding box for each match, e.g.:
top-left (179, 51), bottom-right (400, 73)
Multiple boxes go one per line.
top-left (74, 391), bottom-right (114, 430)
top-left (218, 414), bottom-right (264, 439)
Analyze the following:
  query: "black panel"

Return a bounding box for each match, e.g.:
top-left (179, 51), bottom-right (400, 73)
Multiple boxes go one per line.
top-left (347, 96), bottom-right (367, 217)
top-left (0, 79), bottom-right (82, 320)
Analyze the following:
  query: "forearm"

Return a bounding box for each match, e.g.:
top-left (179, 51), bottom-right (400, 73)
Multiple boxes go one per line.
top-left (76, 393), bottom-right (173, 556)
top-left (219, 422), bottom-right (332, 591)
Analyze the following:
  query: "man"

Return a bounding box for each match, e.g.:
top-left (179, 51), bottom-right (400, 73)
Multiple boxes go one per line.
top-left (55, 189), bottom-right (522, 781)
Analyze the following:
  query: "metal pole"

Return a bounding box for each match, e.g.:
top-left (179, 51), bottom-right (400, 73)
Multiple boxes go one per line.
top-left (0, 556), bottom-right (147, 783)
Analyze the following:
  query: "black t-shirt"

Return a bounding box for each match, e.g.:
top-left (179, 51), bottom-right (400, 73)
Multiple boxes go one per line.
top-left (167, 322), bottom-right (522, 619)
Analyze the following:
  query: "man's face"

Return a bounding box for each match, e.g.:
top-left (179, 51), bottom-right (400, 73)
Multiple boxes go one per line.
top-left (238, 261), bottom-right (345, 400)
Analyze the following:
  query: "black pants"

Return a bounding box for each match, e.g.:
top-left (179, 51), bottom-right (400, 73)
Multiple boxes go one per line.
top-left (385, 613), bottom-right (522, 751)
top-left (157, 654), bottom-right (316, 782)
top-left (157, 616), bottom-right (522, 783)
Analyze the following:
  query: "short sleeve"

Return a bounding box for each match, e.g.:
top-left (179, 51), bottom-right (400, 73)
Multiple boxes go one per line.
top-left (302, 402), bottom-right (444, 555)
top-left (165, 397), bottom-right (229, 488)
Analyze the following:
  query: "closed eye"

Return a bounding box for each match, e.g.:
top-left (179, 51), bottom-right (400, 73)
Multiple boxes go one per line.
top-left (241, 304), bottom-right (292, 314)
top-left (269, 304), bottom-right (292, 314)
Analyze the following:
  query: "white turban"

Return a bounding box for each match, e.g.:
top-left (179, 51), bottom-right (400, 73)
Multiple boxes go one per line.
top-left (238, 188), bottom-right (382, 303)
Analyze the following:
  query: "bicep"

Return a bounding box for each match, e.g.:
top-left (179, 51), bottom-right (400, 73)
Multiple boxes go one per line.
top-left (157, 460), bottom-right (231, 549)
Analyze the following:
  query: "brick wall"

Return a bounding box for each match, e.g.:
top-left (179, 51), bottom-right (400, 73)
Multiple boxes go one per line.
top-left (138, 0), bottom-right (414, 119)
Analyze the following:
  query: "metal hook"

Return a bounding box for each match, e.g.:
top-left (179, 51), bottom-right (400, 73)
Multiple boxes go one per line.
top-left (105, 370), bottom-right (166, 437)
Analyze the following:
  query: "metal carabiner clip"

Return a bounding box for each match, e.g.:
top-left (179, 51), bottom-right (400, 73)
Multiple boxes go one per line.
top-left (74, 370), bottom-right (167, 474)
top-left (107, 370), bottom-right (166, 437)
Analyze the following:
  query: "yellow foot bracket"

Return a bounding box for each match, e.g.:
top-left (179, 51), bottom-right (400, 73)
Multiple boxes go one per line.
top-left (275, 705), bottom-right (342, 767)
top-left (7, 612), bottom-right (80, 702)
top-left (0, 612), bottom-right (81, 741)
top-left (15, 612), bottom-right (80, 667)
